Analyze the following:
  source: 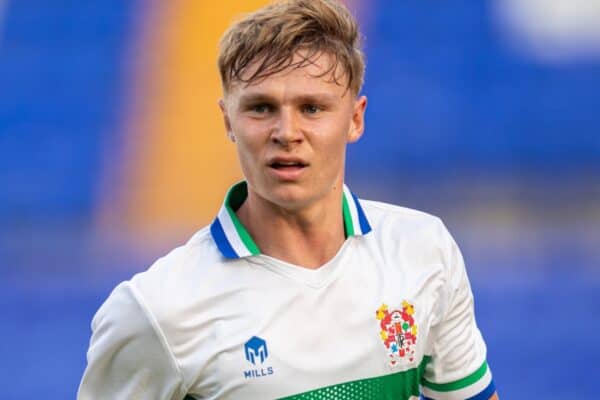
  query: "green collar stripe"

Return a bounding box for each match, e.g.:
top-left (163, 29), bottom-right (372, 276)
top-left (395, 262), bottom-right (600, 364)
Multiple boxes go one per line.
top-left (278, 356), bottom-right (431, 400)
top-left (223, 182), bottom-right (260, 256)
top-left (224, 205), bottom-right (260, 256)
top-left (342, 193), bottom-right (355, 237)
top-left (422, 360), bottom-right (488, 392)
top-left (342, 184), bottom-right (371, 235)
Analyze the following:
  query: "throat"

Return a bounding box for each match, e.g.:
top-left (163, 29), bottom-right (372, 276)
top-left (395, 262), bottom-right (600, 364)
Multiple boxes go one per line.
top-left (236, 197), bottom-right (346, 269)
top-left (264, 231), bottom-right (346, 269)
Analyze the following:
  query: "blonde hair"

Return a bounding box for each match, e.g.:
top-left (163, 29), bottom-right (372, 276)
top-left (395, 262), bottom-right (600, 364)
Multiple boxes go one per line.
top-left (218, 0), bottom-right (365, 94)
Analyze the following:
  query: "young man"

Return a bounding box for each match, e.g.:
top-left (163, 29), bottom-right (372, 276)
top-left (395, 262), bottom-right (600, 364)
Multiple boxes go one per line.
top-left (79, 1), bottom-right (498, 399)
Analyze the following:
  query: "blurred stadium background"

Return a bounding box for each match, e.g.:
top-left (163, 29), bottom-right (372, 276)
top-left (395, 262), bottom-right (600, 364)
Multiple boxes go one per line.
top-left (1, 0), bottom-right (599, 398)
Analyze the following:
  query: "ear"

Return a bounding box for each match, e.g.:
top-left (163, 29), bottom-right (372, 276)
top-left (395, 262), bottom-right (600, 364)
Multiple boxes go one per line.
top-left (347, 95), bottom-right (367, 143)
top-left (219, 99), bottom-right (235, 142)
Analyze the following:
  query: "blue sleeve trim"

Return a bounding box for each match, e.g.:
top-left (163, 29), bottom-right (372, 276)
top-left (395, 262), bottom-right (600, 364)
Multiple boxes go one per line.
top-left (467, 380), bottom-right (496, 400)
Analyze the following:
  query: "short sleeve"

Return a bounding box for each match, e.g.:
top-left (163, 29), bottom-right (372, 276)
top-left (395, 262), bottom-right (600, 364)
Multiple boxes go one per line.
top-left (421, 229), bottom-right (496, 400)
top-left (78, 282), bottom-right (185, 400)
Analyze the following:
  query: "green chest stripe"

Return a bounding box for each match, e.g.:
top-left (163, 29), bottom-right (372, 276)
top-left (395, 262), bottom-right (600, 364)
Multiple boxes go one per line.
top-left (278, 356), bottom-right (431, 400)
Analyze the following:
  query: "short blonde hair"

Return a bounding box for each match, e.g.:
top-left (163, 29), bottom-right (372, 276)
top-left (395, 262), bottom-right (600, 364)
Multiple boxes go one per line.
top-left (218, 0), bottom-right (365, 95)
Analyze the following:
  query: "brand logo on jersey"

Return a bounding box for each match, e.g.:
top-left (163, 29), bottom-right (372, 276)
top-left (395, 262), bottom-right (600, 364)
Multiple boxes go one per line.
top-left (376, 301), bottom-right (418, 367)
top-left (245, 336), bottom-right (268, 365)
top-left (243, 336), bottom-right (274, 379)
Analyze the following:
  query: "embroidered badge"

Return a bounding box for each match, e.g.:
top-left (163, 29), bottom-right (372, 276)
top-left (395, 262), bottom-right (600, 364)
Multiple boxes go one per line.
top-left (376, 301), bottom-right (418, 366)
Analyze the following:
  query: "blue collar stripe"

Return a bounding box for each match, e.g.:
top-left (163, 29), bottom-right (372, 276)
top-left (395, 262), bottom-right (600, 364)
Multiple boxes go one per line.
top-left (351, 191), bottom-right (372, 235)
top-left (209, 218), bottom-right (239, 259)
top-left (217, 205), bottom-right (253, 258)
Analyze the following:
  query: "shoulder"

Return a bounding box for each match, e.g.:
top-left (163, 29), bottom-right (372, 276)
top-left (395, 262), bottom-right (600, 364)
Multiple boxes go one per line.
top-left (361, 199), bottom-right (443, 227)
top-left (360, 198), bottom-right (454, 257)
top-left (95, 225), bottom-right (220, 321)
top-left (132, 225), bottom-right (226, 286)
top-left (85, 225), bottom-right (235, 393)
top-left (358, 198), bottom-right (471, 323)
top-left (127, 225), bottom-right (236, 318)
top-left (108, 225), bottom-right (237, 342)
top-left (131, 226), bottom-right (219, 289)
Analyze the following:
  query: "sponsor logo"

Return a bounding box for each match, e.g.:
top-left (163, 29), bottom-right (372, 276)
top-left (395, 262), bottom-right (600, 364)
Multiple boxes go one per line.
top-left (243, 336), bottom-right (274, 379)
top-left (376, 301), bottom-right (418, 367)
top-left (245, 336), bottom-right (268, 365)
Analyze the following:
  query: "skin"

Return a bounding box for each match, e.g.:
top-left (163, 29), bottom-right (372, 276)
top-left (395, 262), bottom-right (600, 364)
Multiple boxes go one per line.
top-left (220, 50), bottom-right (499, 400)
top-left (219, 51), bottom-right (366, 269)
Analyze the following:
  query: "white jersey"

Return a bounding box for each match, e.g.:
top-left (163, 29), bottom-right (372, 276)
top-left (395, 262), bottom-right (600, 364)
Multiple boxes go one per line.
top-left (79, 182), bottom-right (496, 400)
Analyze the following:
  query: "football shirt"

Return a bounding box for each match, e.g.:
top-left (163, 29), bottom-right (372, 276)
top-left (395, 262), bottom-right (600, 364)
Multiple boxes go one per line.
top-left (79, 181), bottom-right (495, 400)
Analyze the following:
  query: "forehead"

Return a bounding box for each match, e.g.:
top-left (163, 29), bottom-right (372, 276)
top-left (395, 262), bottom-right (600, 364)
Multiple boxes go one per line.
top-left (228, 51), bottom-right (348, 98)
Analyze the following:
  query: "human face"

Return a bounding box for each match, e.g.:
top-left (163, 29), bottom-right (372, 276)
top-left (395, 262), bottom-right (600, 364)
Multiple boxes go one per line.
top-left (220, 52), bottom-right (367, 211)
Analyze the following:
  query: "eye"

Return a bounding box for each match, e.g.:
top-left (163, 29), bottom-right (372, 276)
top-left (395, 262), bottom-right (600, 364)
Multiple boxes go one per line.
top-left (251, 103), bottom-right (272, 114)
top-left (302, 104), bottom-right (321, 114)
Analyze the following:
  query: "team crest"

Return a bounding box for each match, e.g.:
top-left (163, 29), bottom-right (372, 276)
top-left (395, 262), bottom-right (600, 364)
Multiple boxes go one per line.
top-left (376, 301), bottom-right (418, 367)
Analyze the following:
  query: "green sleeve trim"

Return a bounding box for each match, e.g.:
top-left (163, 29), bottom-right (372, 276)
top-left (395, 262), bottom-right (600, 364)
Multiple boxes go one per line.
top-left (422, 360), bottom-right (488, 392)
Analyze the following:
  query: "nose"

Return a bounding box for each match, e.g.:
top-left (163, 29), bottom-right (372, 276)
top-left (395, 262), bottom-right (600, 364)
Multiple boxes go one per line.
top-left (271, 107), bottom-right (303, 147)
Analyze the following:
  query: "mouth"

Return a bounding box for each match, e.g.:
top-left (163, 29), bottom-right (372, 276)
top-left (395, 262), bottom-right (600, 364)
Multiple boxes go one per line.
top-left (268, 160), bottom-right (308, 170)
top-left (267, 158), bottom-right (309, 180)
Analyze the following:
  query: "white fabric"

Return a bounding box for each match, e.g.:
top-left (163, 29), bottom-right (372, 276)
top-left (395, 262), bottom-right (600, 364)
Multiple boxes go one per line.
top-left (421, 367), bottom-right (493, 400)
top-left (78, 200), bottom-right (490, 400)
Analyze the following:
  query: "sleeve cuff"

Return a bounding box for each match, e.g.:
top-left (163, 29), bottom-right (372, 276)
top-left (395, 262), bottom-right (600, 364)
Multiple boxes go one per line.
top-left (421, 361), bottom-right (495, 400)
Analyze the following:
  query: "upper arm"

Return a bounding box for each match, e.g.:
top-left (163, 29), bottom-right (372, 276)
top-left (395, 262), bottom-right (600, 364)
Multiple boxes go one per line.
top-left (420, 226), bottom-right (497, 400)
top-left (78, 282), bottom-right (185, 400)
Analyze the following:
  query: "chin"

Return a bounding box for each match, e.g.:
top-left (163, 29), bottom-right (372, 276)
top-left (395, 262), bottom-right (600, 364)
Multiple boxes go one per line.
top-left (248, 173), bottom-right (339, 211)
top-left (265, 182), bottom-right (312, 210)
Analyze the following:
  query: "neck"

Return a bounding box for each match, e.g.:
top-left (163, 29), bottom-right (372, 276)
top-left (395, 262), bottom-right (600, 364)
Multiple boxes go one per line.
top-left (236, 184), bottom-right (346, 269)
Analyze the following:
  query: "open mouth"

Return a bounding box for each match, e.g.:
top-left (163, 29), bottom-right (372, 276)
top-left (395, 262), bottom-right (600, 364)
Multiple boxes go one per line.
top-left (269, 161), bottom-right (308, 170)
top-left (267, 159), bottom-right (309, 179)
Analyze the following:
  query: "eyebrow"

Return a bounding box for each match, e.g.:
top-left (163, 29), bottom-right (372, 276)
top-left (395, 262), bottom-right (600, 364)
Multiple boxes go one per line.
top-left (294, 93), bottom-right (339, 105)
top-left (238, 92), bottom-right (340, 107)
top-left (238, 93), bottom-right (276, 106)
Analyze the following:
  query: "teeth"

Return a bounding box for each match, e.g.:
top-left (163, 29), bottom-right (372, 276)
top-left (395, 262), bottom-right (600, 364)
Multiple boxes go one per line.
top-left (273, 161), bottom-right (301, 166)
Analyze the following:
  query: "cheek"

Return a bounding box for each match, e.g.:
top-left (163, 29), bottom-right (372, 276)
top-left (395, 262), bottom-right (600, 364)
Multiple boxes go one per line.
top-left (235, 138), bottom-right (259, 168)
top-left (232, 127), bottom-right (268, 175)
top-left (232, 120), bottom-right (264, 152)
top-left (312, 125), bottom-right (350, 173)
top-left (234, 142), bottom-right (261, 183)
top-left (320, 121), bottom-right (351, 152)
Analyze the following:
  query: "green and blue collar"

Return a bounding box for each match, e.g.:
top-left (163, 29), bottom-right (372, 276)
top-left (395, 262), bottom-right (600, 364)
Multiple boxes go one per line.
top-left (210, 181), bottom-right (372, 259)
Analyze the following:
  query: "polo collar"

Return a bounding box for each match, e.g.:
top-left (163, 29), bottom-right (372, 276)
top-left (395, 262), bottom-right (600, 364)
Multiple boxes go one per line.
top-left (210, 181), bottom-right (372, 259)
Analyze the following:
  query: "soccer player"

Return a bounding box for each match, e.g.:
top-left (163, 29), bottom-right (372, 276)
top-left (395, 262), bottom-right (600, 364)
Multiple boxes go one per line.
top-left (78, 0), bottom-right (498, 399)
